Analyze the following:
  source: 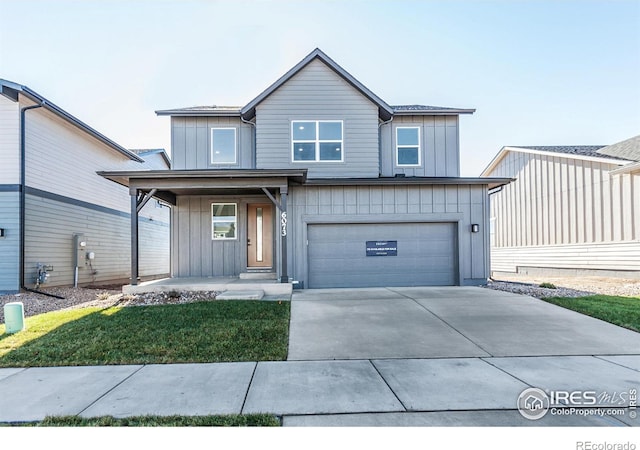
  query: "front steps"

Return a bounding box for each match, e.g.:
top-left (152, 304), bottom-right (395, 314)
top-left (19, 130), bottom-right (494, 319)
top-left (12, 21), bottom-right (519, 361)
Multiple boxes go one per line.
top-left (216, 290), bottom-right (265, 300)
top-left (239, 271), bottom-right (277, 280)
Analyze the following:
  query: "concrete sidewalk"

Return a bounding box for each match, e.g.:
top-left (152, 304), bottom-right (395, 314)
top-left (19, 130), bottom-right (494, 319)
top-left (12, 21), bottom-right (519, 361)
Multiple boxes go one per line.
top-left (0, 355), bottom-right (638, 426)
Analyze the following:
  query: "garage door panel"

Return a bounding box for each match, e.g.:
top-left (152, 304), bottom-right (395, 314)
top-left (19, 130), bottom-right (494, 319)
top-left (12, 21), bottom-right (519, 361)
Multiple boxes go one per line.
top-left (307, 222), bottom-right (457, 288)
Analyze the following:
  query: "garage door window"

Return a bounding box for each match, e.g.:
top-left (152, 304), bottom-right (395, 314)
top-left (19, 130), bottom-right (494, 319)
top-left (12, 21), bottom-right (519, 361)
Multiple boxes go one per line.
top-left (212, 203), bottom-right (237, 239)
top-left (292, 120), bottom-right (343, 162)
top-left (396, 127), bottom-right (421, 166)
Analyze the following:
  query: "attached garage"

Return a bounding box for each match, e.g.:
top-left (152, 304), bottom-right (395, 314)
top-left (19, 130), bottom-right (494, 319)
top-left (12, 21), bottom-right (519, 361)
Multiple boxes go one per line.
top-left (307, 222), bottom-right (458, 288)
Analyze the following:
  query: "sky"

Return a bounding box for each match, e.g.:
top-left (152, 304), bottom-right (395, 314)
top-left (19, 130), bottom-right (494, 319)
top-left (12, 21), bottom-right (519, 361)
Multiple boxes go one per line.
top-left (1, 0), bottom-right (638, 176)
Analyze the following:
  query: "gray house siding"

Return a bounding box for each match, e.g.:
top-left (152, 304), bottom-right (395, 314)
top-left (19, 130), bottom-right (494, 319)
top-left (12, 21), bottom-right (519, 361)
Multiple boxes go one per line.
top-left (171, 195), bottom-right (276, 277)
top-left (23, 191), bottom-right (170, 288)
top-left (380, 115), bottom-right (460, 177)
top-left (288, 184), bottom-right (489, 287)
top-left (255, 59), bottom-right (380, 178)
top-left (171, 117), bottom-right (254, 170)
top-left (0, 190), bottom-right (20, 293)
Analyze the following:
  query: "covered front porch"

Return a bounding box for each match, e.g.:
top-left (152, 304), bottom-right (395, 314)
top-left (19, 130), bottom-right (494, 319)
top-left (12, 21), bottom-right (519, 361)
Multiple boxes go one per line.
top-left (98, 169), bottom-right (307, 292)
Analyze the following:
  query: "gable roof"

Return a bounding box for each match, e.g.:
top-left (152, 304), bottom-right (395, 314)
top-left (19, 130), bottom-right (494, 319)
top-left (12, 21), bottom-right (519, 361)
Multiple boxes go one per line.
top-left (480, 145), bottom-right (631, 177)
top-left (240, 48), bottom-right (395, 121)
top-left (596, 135), bottom-right (640, 162)
top-left (157, 49), bottom-right (475, 120)
top-left (0, 79), bottom-right (144, 163)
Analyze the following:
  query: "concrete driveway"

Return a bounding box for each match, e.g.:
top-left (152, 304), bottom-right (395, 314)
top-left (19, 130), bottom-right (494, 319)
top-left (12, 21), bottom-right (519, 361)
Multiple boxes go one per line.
top-left (288, 287), bottom-right (640, 360)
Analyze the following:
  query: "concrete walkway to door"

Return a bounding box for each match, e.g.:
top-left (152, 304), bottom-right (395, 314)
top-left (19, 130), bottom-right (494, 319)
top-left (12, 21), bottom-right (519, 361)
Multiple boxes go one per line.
top-left (288, 287), bottom-right (640, 360)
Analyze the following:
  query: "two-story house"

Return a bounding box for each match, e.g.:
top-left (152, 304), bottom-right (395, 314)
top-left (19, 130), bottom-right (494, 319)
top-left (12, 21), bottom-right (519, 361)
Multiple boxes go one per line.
top-left (100, 49), bottom-right (511, 289)
top-left (0, 79), bottom-right (170, 294)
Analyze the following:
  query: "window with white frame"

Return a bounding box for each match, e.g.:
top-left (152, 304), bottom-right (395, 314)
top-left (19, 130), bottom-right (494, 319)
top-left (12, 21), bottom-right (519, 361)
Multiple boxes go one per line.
top-left (211, 203), bottom-right (237, 240)
top-left (292, 120), bottom-right (343, 162)
top-left (211, 128), bottom-right (237, 164)
top-left (396, 127), bottom-right (421, 166)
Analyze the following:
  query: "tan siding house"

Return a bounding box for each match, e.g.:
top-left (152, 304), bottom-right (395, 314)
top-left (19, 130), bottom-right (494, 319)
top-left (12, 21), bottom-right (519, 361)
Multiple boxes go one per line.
top-left (0, 80), bottom-right (171, 293)
top-left (481, 138), bottom-right (640, 278)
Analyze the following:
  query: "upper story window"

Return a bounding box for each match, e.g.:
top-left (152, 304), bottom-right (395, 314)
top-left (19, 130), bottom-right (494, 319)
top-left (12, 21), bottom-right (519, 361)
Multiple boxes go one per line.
top-left (292, 120), bottom-right (343, 162)
top-left (211, 128), bottom-right (237, 164)
top-left (396, 127), bottom-right (421, 166)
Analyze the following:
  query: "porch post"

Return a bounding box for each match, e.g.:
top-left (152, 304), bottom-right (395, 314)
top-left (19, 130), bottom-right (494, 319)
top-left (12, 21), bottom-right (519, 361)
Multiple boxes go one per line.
top-left (280, 185), bottom-right (288, 283)
top-left (130, 189), bottom-right (139, 286)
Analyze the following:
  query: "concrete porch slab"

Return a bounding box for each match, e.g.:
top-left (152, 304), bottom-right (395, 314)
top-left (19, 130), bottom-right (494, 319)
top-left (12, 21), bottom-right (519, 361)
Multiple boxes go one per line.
top-left (242, 360), bottom-right (404, 415)
top-left (0, 365), bottom-right (142, 422)
top-left (216, 290), bottom-right (265, 300)
top-left (81, 362), bottom-right (256, 418)
top-left (123, 277), bottom-right (292, 298)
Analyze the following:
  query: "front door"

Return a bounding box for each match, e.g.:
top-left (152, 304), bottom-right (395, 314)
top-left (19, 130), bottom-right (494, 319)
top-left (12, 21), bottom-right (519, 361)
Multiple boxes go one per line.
top-left (247, 203), bottom-right (273, 268)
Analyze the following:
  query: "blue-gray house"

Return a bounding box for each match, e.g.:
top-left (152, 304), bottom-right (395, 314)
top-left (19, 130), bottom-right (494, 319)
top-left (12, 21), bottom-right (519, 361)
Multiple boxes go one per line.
top-left (100, 49), bottom-right (510, 289)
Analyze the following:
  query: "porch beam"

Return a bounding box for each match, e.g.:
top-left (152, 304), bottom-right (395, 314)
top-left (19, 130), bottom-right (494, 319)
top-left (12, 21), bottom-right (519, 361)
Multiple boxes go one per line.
top-left (130, 190), bottom-right (139, 286)
top-left (129, 176), bottom-right (290, 191)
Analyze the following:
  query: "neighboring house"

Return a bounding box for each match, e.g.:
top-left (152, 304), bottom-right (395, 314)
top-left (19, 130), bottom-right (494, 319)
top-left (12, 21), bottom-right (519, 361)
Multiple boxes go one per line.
top-left (0, 79), bottom-right (170, 294)
top-left (100, 49), bottom-right (510, 289)
top-left (481, 136), bottom-right (640, 279)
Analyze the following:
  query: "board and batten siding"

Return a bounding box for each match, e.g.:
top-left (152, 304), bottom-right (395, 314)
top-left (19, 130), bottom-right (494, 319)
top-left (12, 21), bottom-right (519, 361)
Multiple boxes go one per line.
top-left (0, 95), bottom-right (20, 184)
top-left (380, 115), bottom-right (460, 177)
top-left (171, 117), bottom-right (254, 170)
top-left (0, 191), bottom-right (20, 292)
top-left (488, 150), bottom-right (640, 273)
top-left (23, 194), bottom-right (169, 287)
top-left (289, 184), bottom-right (490, 285)
top-left (171, 195), bottom-right (276, 277)
top-left (255, 59), bottom-right (379, 178)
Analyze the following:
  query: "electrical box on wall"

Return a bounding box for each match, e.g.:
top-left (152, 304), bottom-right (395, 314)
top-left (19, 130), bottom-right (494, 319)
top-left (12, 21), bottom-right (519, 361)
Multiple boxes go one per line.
top-left (73, 233), bottom-right (86, 268)
top-left (0, 228), bottom-right (5, 238)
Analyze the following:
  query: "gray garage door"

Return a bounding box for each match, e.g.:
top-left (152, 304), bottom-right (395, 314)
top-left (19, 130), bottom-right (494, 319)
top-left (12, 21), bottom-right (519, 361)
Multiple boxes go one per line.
top-left (307, 222), bottom-right (457, 288)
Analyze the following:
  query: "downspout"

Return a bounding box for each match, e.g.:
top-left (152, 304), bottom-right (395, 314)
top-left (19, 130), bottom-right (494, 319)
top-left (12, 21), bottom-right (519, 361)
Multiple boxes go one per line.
top-left (378, 116), bottom-right (393, 176)
top-left (240, 115), bottom-right (257, 168)
top-left (19, 101), bottom-right (63, 299)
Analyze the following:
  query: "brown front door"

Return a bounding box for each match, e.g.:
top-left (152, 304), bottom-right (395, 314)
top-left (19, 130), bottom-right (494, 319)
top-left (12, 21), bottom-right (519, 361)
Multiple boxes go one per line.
top-left (247, 203), bottom-right (273, 268)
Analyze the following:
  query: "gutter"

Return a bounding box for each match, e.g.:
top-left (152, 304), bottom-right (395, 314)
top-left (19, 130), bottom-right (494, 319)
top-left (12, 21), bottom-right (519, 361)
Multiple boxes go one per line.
top-left (19, 102), bottom-right (64, 299)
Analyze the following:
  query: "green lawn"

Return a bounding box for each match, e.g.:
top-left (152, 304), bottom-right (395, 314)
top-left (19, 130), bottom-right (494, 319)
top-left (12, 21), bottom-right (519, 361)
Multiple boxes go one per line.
top-left (0, 300), bottom-right (290, 367)
top-left (4, 414), bottom-right (280, 427)
top-left (542, 295), bottom-right (640, 332)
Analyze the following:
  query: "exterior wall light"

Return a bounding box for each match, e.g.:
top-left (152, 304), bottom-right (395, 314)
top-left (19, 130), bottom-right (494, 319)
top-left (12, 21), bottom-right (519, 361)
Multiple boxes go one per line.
top-left (471, 224), bottom-right (480, 233)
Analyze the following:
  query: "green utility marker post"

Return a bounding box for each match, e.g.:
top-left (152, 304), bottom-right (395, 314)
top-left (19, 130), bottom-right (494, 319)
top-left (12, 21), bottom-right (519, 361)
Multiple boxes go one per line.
top-left (4, 302), bottom-right (25, 334)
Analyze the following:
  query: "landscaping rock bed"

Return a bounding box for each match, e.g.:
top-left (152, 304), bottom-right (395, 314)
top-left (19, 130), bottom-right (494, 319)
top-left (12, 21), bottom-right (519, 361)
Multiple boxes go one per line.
top-left (0, 288), bottom-right (219, 322)
top-left (483, 280), bottom-right (594, 299)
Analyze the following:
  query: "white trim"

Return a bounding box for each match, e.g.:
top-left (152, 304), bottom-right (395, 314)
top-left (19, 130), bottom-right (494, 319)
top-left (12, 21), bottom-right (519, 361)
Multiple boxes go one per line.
top-left (610, 161), bottom-right (640, 175)
top-left (291, 120), bottom-right (344, 163)
top-left (395, 126), bottom-right (422, 167)
top-left (211, 202), bottom-right (238, 240)
top-left (480, 146), bottom-right (631, 176)
top-left (210, 127), bottom-right (237, 165)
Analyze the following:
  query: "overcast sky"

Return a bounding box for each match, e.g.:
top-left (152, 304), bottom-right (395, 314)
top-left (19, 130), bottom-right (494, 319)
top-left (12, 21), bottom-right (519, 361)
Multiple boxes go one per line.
top-left (1, 0), bottom-right (638, 176)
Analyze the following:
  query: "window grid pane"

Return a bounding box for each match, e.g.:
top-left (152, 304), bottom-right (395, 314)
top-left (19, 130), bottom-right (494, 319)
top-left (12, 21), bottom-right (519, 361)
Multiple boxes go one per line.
top-left (292, 121), bottom-right (343, 162)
